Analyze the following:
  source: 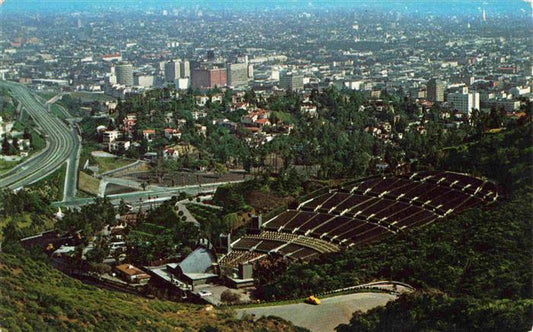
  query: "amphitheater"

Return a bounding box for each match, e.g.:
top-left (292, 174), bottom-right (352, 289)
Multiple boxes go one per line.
top-left (219, 171), bottom-right (499, 268)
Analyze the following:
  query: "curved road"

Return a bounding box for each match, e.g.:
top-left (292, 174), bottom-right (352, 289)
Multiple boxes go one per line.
top-left (0, 82), bottom-right (79, 195)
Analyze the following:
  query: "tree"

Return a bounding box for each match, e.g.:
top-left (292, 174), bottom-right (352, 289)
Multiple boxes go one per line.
top-left (12, 137), bottom-right (19, 151)
top-left (220, 290), bottom-right (241, 304)
top-left (2, 137), bottom-right (10, 155)
top-left (213, 162), bottom-right (227, 178)
top-left (118, 199), bottom-right (129, 215)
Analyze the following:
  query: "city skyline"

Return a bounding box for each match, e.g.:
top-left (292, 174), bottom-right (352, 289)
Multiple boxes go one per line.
top-left (1, 0), bottom-right (531, 17)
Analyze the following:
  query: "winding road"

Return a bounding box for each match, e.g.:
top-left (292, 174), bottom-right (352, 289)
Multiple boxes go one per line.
top-left (0, 81), bottom-right (80, 197)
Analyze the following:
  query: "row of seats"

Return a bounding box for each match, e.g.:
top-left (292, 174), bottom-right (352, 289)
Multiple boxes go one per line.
top-left (223, 172), bottom-right (499, 268)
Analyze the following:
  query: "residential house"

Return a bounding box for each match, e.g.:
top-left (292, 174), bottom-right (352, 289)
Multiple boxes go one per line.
top-left (114, 264), bottom-right (151, 284)
top-left (123, 114), bottom-right (137, 132)
top-left (103, 130), bottom-right (121, 144)
top-left (164, 128), bottom-right (182, 140)
top-left (143, 129), bottom-right (156, 142)
top-left (163, 147), bottom-right (179, 160)
top-left (108, 140), bottom-right (131, 153)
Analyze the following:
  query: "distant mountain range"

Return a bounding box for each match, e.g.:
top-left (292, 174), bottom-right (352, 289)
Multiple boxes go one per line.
top-left (0, 0), bottom-right (530, 16)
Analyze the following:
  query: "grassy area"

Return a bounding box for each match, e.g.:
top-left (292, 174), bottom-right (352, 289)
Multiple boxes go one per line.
top-left (78, 171), bottom-right (100, 196)
top-left (31, 131), bottom-right (46, 151)
top-left (186, 203), bottom-right (222, 224)
top-left (0, 213), bottom-right (56, 242)
top-left (11, 120), bottom-right (46, 152)
top-left (95, 156), bottom-right (135, 174)
top-left (0, 252), bottom-right (304, 332)
top-left (50, 104), bottom-right (67, 120)
top-left (0, 159), bottom-right (19, 175)
top-left (36, 91), bottom-right (59, 101)
top-left (27, 163), bottom-right (66, 202)
top-left (71, 91), bottom-right (115, 102)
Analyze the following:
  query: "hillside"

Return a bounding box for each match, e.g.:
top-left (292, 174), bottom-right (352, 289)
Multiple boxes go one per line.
top-left (0, 252), bottom-right (306, 332)
top-left (254, 124), bottom-right (533, 331)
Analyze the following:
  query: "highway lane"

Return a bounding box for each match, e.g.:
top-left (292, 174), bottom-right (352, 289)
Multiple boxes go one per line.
top-left (0, 82), bottom-right (79, 193)
top-left (51, 179), bottom-right (245, 209)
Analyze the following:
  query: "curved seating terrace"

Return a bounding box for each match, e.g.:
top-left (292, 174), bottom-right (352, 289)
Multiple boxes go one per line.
top-left (220, 171), bottom-right (499, 268)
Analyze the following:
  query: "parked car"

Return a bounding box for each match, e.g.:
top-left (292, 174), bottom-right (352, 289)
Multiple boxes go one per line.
top-left (197, 290), bottom-right (213, 297)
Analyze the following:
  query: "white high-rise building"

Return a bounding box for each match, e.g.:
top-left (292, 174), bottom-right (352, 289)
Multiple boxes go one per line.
top-left (180, 60), bottom-right (191, 78)
top-left (447, 88), bottom-right (480, 117)
top-left (134, 74), bottom-right (155, 88)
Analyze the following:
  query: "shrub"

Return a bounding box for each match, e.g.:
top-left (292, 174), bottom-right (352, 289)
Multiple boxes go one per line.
top-left (220, 290), bottom-right (241, 304)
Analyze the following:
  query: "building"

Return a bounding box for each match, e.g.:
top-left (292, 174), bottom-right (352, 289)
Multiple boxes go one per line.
top-left (447, 88), bottom-right (480, 117)
top-left (102, 130), bottom-right (120, 144)
top-left (114, 264), bottom-right (151, 284)
top-left (227, 62), bottom-right (252, 87)
top-left (427, 78), bottom-right (445, 102)
top-left (485, 99), bottom-right (521, 113)
top-left (108, 140), bottom-right (131, 153)
top-left (146, 247), bottom-right (219, 292)
top-left (180, 60), bottom-right (191, 78)
top-left (164, 60), bottom-right (181, 83)
top-left (0, 116), bottom-right (14, 137)
top-left (115, 62), bottom-right (134, 86)
top-left (192, 67), bottom-right (227, 89)
top-left (134, 74), bottom-right (155, 88)
top-left (279, 71), bottom-right (304, 91)
top-left (175, 78), bottom-right (190, 90)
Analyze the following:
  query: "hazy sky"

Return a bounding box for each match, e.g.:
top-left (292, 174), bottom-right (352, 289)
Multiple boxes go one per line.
top-left (0, 0), bottom-right (530, 16)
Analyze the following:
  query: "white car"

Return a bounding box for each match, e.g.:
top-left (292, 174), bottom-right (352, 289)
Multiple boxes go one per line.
top-left (197, 290), bottom-right (213, 297)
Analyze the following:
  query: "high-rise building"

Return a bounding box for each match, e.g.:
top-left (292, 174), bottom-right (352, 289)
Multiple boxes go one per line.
top-left (134, 74), bottom-right (155, 88)
top-left (192, 67), bottom-right (227, 89)
top-left (207, 50), bottom-right (215, 62)
top-left (115, 62), bottom-right (134, 86)
top-left (447, 88), bottom-right (480, 117)
top-left (164, 60), bottom-right (181, 82)
top-left (226, 62), bottom-right (251, 87)
top-left (279, 71), bottom-right (304, 91)
top-left (180, 60), bottom-right (191, 78)
top-left (427, 78), bottom-right (445, 102)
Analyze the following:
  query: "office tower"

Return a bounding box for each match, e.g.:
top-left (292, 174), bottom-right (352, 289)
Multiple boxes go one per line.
top-left (180, 60), bottom-right (191, 78)
top-left (427, 78), bottom-right (445, 102)
top-left (164, 60), bottom-right (181, 82)
top-left (226, 62), bottom-right (250, 87)
top-left (192, 67), bottom-right (227, 89)
top-left (447, 88), bottom-right (480, 117)
top-left (175, 78), bottom-right (190, 90)
top-left (207, 50), bottom-right (215, 62)
top-left (134, 74), bottom-right (155, 88)
top-left (280, 71), bottom-right (304, 91)
top-left (115, 62), bottom-right (134, 86)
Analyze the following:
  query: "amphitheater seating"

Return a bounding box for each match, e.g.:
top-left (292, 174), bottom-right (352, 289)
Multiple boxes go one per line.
top-left (300, 192), bottom-right (334, 211)
top-left (263, 210), bottom-right (298, 230)
top-left (296, 213), bottom-right (335, 234)
top-left (319, 192), bottom-right (351, 212)
top-left (220, 171), bottom-right (499, 269)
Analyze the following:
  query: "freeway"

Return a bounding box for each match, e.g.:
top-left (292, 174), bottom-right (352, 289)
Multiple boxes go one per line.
top-left (51, 179), bottom-right (245, 209)
top-left (0, 81), bottom-right (80, 193)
